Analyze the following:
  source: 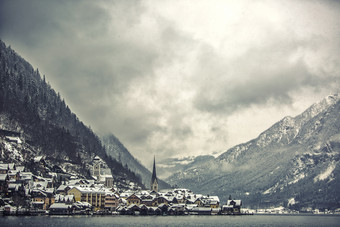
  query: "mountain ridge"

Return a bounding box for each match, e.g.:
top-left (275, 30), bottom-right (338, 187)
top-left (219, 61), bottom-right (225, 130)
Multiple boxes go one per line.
top-left (167, 94), bottom-right (340, 209)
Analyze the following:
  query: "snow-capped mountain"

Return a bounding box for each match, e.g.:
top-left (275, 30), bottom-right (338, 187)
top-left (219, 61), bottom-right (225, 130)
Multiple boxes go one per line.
top-left (167, 94), bottom-right (340, 209)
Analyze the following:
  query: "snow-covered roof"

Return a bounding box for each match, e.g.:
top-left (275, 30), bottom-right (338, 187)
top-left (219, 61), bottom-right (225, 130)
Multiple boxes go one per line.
top-left (45, 188), bottom-right (55, 194)
top-left (208, 196), bottom-right (220, 202)
top-left (120, 191), bottom-right (134, 198)
top-left (56, 185), bottom-right (68, 191)
top-left (8, 170), bottom-right (19, 176)
top-left (34, 156), bottom-right (44, 163)
top-left (0, 174), bottom-right (8, 181)
top-left (222, 205), bottom-right (234, 209)
top-left (8, 183), bottom-right (20, 191)
top-left (227, 200), bottom-right (242, 206)
top-left (0, 163), bottom-right (15, 170)
top-left (16, 166), bottom-right (25, 172)
top-left (127, 204), bottom-right (139, 209)
top-left (33, 181), bottom-right (48, 189)
top-left (186, 197), bottom-right (198, 203)
top-left (20, 172), bottom-right (32, 177)
top-left (5, 136), bottom-right (22, 144)
top-left (50, 203), bottom-right (72, 209)
top-left (127, 193), bottom-right (141, 200)
top-left (105, 193), bottom-right (119, 198)
top-left (69, 186), bottom-right (107, 194)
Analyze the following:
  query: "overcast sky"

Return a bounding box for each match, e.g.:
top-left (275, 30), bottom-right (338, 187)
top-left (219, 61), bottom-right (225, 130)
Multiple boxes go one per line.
top-left (1, 0), bottom-right (339, 168)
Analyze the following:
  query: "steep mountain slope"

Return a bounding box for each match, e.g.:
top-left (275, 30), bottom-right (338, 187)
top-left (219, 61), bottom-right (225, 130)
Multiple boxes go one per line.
top-left (102, 134), bottom-right (170, 189)
top-left (157, 155), bottom-right (215, 179)
top-left (167, 94), bottom-right (340, 209)
top-left (0, 40), bottom-right (142, 187)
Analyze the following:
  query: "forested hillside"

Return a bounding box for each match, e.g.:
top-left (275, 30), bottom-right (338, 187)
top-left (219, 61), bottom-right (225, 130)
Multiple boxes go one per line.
top-left (0, 40), bottom-right (142, 186)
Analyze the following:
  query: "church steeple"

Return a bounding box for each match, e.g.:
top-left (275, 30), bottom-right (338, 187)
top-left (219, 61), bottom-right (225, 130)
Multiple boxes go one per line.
top-left (151, 156), bottom-right (158, 192)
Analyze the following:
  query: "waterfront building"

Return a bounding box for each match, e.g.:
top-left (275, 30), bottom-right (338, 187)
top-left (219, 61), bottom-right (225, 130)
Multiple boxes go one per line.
top-left (105, 193), bottom-right (119, 211)
top-left (68, 186), bottom-right (106, 211)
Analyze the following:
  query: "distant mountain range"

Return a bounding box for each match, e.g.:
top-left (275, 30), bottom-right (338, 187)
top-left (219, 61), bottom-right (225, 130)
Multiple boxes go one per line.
top-left (166, 94), bottom-right (340, 210)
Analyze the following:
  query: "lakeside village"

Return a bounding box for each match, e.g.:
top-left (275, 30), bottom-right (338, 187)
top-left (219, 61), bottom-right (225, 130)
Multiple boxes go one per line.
top-left (0, 136), bottom-right (245, 216)
top-left (0, 157), bottom-right (243, 216)
top-left (1, 136), bottom-right (339, 216)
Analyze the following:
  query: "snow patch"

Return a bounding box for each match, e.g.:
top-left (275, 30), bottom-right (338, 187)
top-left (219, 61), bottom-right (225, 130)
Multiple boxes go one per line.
top-left (288, 197), bottom-right (296, 206)
top-left (157, 163), bottom-right (176, 168)
top-left (314, 162), bottom-right (336, 182)
top-left (288, 172), bottom-right (305, 185)
top-left (263, 182), bottom-right (279, 195)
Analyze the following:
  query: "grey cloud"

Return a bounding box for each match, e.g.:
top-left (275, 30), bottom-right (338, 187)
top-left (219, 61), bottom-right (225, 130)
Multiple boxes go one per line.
top-left (0, 0), bottom-right (160, 127)
top-left (0, 0), bottom-right (111, 47)
top-left (1, 0), bottom-right (339, 166)
top-left (193, 37), bottom-right (338, 115)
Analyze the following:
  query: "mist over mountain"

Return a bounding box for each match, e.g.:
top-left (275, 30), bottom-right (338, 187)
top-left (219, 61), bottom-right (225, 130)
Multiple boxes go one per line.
top-left (167, 94), bottom-right (340, 210)
top-left (0, 39), bottom-right (143, 187)
top-left (102, 134), bottom-right (170, 189)
top-left (157, 155), bottom-right (215, 179)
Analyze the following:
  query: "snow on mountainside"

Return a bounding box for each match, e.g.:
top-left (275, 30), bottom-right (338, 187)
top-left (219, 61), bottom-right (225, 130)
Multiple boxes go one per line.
top-left (167, 94), bottom-right (340, 209)
top-left (157, 155), bottom-right (215, 179)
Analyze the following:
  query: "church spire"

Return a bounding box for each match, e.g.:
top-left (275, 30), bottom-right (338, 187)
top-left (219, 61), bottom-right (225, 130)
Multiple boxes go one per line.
top-left (151, 155), bottom-right (158, 192)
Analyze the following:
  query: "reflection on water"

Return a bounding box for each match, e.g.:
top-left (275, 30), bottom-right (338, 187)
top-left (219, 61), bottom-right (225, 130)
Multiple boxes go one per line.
top-left (2, 214), bottom-right (340, 227)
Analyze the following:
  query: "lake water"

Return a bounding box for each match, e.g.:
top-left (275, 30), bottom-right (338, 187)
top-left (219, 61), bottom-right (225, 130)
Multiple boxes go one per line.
top-left (1, 214), bottom-right (340, 227)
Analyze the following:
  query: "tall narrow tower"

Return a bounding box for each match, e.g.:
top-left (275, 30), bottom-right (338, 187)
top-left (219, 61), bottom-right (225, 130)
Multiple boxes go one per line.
top-left (150, 156), bottom-right (158, 192)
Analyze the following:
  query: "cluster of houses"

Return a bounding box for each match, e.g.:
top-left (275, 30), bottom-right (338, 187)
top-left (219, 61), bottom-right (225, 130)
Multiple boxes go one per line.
top-left (0, 154), bottom-right (242, 215)
top-left (116, 188), bottom-right (242, 215)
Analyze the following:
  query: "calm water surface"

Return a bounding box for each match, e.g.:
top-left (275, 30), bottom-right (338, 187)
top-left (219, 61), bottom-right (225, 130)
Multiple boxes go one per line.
top-left (1, 215), bottom-right (340, 227)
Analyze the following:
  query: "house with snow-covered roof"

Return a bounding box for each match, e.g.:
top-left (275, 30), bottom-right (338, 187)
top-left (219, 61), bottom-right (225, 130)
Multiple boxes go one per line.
top-left (67, 186), bottom-right (108, 211)
top-left (221, 199), bottom-right (242, 214)
top-left (105, 193), bottom-right (119, 211)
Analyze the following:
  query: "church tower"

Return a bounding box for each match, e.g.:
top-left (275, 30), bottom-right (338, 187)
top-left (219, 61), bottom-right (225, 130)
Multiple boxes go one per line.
top-left (150, 156), bottom-right (159, 192)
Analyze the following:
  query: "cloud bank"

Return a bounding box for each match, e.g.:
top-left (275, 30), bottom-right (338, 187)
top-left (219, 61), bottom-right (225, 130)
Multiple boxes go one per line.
top-left (1, 0), bottom-right (339, 168)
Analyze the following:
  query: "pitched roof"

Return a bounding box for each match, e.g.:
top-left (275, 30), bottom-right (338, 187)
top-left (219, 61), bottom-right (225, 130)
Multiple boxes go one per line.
top-left (50, 203), bottom-right (72, 209)
top-left (0, 174), bottom-right (8, 181)
top-left (0, 163), bottom-right (15, 170)
top-left (69, 186), bottom-right (107, 194)
top-left (227, 200), bottom-right (242, 206)
top-left (34, 156), bottom-right (44, 163)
